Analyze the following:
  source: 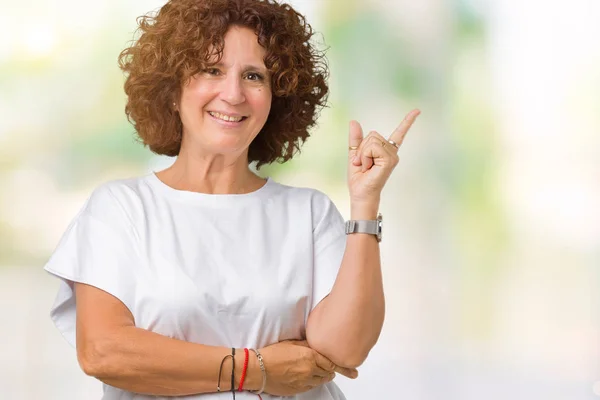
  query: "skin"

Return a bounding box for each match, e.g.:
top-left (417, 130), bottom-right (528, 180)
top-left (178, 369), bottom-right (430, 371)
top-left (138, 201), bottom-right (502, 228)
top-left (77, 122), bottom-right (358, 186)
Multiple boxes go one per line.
top-left (348, 109), bottom-right (422, 205)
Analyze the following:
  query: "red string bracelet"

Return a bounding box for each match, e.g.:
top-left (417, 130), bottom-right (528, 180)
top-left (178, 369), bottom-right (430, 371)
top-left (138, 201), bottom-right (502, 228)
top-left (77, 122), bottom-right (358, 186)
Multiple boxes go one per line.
top-left (238, 348), bottom-right (249, 391)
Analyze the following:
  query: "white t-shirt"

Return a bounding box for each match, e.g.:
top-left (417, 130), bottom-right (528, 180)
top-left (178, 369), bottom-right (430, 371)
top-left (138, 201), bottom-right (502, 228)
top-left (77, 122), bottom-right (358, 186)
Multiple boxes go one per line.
top-left (44, 172), bottom-right (348, 400)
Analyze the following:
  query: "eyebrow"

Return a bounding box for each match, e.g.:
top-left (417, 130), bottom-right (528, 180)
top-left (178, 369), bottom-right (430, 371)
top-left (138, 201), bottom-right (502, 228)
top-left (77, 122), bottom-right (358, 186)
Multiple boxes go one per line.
top-left (214, 62), bottom-right (268, 73)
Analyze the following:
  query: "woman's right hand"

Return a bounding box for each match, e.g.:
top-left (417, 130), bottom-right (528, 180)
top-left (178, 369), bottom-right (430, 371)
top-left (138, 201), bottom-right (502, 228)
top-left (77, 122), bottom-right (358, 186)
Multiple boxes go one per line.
top-left (255, 339), bottom-right (358, 396)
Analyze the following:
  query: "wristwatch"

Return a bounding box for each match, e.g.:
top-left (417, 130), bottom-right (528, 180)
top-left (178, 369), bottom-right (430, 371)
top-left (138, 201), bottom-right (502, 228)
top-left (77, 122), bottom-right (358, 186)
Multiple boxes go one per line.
top-left (344, 213), bottom-right (383, 242)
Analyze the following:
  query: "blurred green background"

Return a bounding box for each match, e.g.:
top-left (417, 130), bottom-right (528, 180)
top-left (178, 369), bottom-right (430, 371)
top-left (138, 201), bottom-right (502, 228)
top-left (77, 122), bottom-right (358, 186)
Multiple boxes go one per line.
top-left (1, 0), bottom-right (599, 399)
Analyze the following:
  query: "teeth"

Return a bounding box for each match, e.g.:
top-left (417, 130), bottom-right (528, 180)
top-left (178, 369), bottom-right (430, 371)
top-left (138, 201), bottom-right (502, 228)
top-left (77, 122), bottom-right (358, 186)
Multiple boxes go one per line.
top-left (209, 111), bottom-right (243, 122)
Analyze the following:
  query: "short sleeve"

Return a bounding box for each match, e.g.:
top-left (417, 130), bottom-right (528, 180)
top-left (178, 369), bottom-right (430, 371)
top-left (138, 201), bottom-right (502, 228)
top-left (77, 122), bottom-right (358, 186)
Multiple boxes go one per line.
top-left (310, 192), bottom-right (347, 312)
top-left (43, 184), bottom-right (139, 348)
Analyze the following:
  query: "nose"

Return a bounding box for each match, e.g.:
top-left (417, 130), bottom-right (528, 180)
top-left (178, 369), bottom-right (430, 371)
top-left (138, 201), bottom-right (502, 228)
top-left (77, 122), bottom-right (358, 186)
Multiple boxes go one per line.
top-left (220, 74), bottom-right (245, 105)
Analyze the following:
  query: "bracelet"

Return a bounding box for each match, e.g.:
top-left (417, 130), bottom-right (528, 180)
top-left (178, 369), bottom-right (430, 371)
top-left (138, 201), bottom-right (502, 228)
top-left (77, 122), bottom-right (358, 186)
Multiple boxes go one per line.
top-left (231, 348), bottom-right (236, 400)
top-left (238, 348), bottom-right (249, 391)
top-left (249, 348), bottom-right (266, 395)
top-left (217, 354), bottom-right (232, 392)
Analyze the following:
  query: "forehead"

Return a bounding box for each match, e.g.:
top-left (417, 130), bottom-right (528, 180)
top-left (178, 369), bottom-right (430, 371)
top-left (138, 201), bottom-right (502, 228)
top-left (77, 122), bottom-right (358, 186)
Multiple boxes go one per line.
top-left (212, 25), bottom-right (267, 67)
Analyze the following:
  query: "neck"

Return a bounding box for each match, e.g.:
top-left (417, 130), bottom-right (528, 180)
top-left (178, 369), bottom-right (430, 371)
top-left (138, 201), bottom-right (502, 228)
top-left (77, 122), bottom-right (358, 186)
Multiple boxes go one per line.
top-left (156, 153), bottom-right (264, 195)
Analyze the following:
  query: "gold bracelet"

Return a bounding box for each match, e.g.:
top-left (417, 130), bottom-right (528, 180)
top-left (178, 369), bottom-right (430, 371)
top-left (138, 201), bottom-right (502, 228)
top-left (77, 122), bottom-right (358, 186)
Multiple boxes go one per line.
top-left (249, 348), bottom-right (266, 394)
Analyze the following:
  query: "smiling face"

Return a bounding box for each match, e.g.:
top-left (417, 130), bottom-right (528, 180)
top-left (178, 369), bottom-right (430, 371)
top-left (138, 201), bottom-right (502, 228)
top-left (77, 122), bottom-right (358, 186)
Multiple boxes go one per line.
top-left (178, 25), bottom-right (272, 157)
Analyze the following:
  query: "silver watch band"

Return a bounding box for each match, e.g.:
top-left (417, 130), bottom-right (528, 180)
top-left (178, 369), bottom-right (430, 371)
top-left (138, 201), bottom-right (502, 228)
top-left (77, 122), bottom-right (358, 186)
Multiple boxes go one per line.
top-left (344, 213), bottom-right (382, 242)
top-left (345, 219), bottom-right (378, 235)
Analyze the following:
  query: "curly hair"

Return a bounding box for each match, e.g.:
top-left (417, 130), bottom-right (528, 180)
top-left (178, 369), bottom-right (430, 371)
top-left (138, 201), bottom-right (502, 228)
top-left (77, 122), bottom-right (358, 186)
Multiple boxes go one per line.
top-left (118, 0), bottom-right (329, 169)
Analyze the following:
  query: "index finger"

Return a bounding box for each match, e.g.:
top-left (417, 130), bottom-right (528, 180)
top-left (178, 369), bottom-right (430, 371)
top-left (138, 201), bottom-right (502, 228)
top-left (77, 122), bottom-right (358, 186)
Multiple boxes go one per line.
top-left (388, 109), bottom-right (421, 149)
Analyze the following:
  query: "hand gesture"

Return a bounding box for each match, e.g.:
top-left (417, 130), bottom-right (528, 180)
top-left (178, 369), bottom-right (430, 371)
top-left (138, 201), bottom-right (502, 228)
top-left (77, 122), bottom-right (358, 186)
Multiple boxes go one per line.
top-left (348, 109), bottom-right (421, 205)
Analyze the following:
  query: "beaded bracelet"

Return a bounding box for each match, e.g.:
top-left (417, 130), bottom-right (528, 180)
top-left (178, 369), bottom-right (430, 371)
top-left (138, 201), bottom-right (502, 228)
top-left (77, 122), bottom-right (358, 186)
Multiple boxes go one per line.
top-left (238, 348), bottom-right (249, 391)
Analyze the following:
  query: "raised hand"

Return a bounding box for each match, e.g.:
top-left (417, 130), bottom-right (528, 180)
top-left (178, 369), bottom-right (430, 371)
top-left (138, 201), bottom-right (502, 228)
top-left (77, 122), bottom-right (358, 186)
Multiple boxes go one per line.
top-left (348, 109), bottom-right (421, 205)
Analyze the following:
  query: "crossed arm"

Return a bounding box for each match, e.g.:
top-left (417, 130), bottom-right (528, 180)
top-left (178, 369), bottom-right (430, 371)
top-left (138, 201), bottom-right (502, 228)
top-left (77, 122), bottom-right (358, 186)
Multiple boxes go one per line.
top-left (74, 282), bottom-right (247, 396)
top-left (74, 224), bottom-right (384, 396)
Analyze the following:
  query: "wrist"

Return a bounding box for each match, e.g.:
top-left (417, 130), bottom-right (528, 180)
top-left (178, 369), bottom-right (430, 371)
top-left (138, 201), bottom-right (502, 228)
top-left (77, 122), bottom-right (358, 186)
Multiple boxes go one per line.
top-left (350, 201), bottom-right (379, 220)
top-left (241, 348), bottom-right (260, 392)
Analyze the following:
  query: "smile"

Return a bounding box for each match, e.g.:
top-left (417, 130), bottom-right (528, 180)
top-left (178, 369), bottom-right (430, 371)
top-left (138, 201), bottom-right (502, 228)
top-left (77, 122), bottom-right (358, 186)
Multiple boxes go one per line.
top-left (208, 111), bottom-right (247, 123)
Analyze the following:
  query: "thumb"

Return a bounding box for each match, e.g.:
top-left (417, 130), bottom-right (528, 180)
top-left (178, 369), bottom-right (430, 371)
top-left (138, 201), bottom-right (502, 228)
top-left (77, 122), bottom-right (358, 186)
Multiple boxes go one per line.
top-left (349, 120), bottom-right (364, 165)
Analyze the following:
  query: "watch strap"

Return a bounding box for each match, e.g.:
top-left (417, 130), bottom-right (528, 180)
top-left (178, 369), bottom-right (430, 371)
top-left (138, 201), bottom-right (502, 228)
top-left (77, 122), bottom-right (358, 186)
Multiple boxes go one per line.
top-left (345, 219), bottom-right (379, 236)
top-left (345, 213), bottom-right (382, 242)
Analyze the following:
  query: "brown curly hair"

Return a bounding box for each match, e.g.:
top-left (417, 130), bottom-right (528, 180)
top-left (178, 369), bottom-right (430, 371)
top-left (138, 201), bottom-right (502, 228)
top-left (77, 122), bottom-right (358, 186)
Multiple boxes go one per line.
top-left (118, 0), bottom-right (329, 169)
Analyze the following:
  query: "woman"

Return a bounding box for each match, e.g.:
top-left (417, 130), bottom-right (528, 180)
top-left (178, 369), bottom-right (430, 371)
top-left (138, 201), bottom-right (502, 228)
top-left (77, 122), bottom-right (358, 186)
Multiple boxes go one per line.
top-left (44, 0), bottom-right (420, 399)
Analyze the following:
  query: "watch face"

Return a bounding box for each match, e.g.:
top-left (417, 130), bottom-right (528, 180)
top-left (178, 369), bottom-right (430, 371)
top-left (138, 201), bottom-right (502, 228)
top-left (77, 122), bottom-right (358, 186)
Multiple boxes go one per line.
top-left (377, 213), bottom-right (383, 242)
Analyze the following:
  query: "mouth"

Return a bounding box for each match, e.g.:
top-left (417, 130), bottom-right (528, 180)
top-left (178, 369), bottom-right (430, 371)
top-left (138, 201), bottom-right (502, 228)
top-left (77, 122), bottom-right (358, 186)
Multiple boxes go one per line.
top-left (207, 111), bottom-right (248, 123)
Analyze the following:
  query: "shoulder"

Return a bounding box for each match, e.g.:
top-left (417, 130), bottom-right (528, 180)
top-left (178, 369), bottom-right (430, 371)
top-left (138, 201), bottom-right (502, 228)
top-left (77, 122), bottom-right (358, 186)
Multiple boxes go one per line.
top-left (271, 179), bottom-right (336, 208)
top-left (81, 175), bottom-right (149, 226)
top-left (270, 179), bottom-right (343, 229)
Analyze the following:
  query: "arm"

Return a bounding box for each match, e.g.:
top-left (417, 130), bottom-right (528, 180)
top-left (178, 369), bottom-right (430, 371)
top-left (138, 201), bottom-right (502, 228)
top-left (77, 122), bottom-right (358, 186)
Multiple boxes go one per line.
top-left (305, 109), bottom-right (420, 369)
top-left (74, 282), bottom-right (261, 396)
top-left (75, 282), bottom-right (357, 396)
top-left (305, 201), bottom-right (385, 369)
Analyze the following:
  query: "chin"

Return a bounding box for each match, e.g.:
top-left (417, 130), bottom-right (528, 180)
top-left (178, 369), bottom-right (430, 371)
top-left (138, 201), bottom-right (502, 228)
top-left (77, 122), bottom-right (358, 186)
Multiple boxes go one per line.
top-left (211, 137), bottom-right (251, 152)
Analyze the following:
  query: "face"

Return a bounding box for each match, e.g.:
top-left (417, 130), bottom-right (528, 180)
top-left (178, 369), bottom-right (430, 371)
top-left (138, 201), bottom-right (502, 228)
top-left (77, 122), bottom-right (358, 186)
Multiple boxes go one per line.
top-left (178, 25), bottom-right (272, 157)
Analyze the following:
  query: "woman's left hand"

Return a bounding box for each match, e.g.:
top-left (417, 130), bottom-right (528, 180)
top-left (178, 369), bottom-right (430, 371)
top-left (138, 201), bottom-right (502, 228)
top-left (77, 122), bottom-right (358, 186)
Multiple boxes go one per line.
top-left (347, 109), bottom-right (421, 205)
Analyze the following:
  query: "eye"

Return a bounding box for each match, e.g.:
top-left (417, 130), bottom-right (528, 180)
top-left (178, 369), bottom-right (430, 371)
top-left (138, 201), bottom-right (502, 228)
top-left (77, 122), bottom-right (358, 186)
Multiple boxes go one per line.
top-left (203, 67), bottom-right (221, 76)
top-left (245, 72), bottom-right (264, 81)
